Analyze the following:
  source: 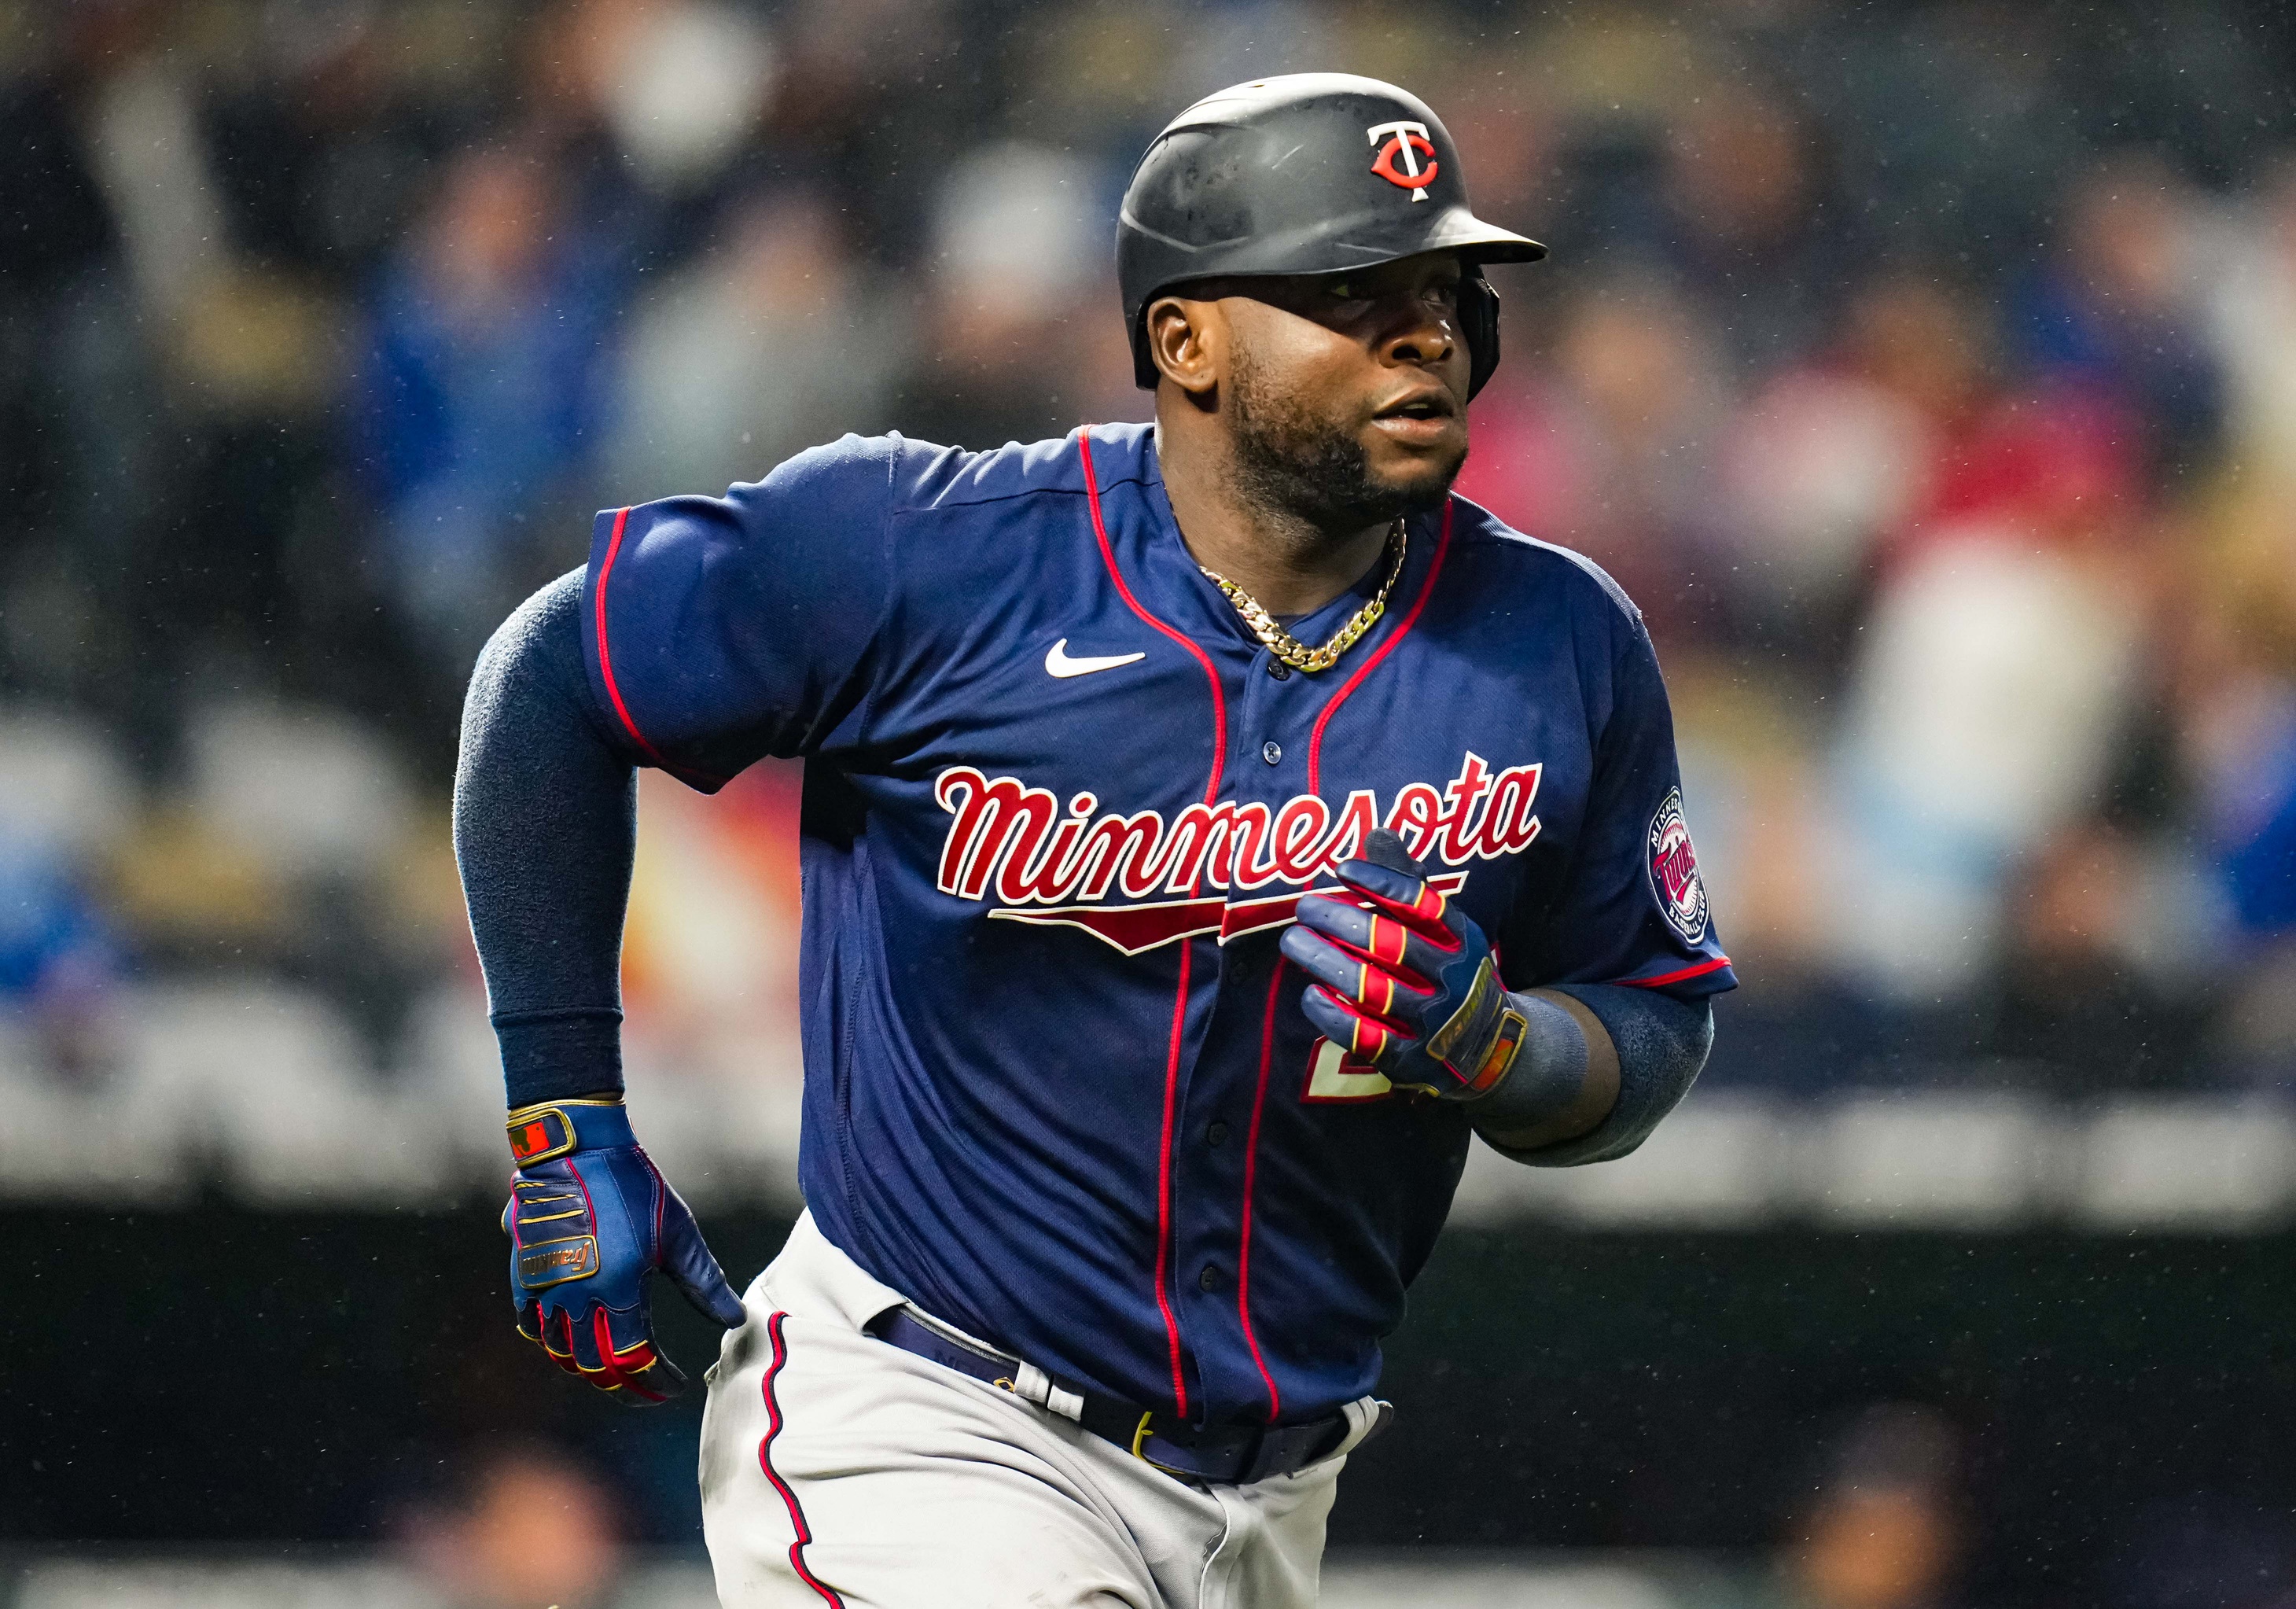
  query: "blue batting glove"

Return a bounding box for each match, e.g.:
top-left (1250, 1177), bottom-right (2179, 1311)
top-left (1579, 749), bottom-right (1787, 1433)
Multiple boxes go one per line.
top-left (1279, 829), bottom-right (1529, 1099)
top-left (502, 1096), bottom-right (747, 1405)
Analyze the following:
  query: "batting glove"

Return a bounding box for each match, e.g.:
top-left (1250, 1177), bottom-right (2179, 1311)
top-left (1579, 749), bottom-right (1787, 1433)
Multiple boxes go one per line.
top-left (502, 1095), bottom-right (746, 1405)
top-left (1280, 829), bottom-right (1539, 1101)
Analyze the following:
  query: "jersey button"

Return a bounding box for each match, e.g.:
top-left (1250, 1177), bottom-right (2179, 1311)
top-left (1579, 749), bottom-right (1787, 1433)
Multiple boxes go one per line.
top-left (1267, 660), bottom-right (1291, 681)
top-left (1198, 1265), bottom-right (1222, 1292)
top-left (1260, 740), bottom-right (1282, 766)
top-left (1207, 1121), bottom-right (1229, 1147)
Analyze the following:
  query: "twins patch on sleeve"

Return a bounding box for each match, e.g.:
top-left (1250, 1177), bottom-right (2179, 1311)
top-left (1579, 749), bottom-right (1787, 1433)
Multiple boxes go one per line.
top-left (1646, 788), bottom-right (1709, 945)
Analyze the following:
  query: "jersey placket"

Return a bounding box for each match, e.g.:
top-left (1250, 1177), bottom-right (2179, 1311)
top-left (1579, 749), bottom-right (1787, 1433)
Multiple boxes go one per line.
top-left (1122, 447), bottom-right (1426, 1424)
top-left (1171, 639), bottom-right (1317, 1423)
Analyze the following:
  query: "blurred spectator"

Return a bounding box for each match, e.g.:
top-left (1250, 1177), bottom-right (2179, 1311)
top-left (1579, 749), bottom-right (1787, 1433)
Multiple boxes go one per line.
top-left (1981, 819), bottom-right (2213, 1089)
top-left (202, 6), bottom-right (440, 289)
top-left (2171, 184), bottom-right (2296, 1077)
top-left (2191, 679), bottom-right (2296, 1058)
top-left (2176, 458), bottom-right (2296, 1081)
top-left (0, 841), bottom-right (118, 1080)
top-left (894, 140), bottom-right (1107, 448)
top-left (1711, 271), bottom-right (1972, 672)
top-left (405, 1441), bottom-right (627, 1609)
top-left (356, 142), bottom-right (623, 668)
top-left (0, 17), bottom-right (125, 306)
top-left (1845, 272), bottom-right (1998, 441)
top-left (1439, 63), bottom-right (1561, 239)
top-left (1658, 81), bottom-right (1851, 374)
top-left (1760, 1405), bottom-right (1968, 1609)
top-left (1812, 262), bottom-right (2154, 1004)
top-left (0, 0), bottom-right (2293, 1107)
top-left (0, 12), bottom-right (173, 733)
top-left (1827, 527), bottom-right (2143, 1003)
top-left (1457, 274), bottom-right (1731, 642)
top-left (0, 710), bottom-right (130, 1079)
top-left (2210, 156), bottom-right (2296, 492)
top-left (572, 0), bottom-right (778, 195)
top-left (2011, 154), bottom-right (2224, 487)
top-left (610, 188), bottom-right (907, 498)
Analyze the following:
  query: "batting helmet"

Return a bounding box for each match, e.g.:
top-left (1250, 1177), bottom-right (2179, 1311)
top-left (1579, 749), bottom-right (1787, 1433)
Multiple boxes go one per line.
top-left (1117, 73), bottom-right (1547, 399)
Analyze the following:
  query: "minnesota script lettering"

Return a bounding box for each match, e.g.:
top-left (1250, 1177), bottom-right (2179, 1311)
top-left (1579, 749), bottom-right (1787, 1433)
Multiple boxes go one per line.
top-left (932, 752), bottom-right (1541, 955)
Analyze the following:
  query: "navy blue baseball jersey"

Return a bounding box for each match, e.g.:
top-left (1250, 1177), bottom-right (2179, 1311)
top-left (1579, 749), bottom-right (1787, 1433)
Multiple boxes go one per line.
top-left (580, 423), bottom-right (1734, 1426)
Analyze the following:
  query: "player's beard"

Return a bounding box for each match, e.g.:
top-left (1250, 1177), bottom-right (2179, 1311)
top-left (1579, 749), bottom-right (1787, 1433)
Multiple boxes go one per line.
top-left (1223, 344), bottom-right (1464, 535)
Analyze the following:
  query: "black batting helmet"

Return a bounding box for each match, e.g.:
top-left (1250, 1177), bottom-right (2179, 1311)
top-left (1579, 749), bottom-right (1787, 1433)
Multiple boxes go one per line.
top-left (1117, 73), bottom-right (1547, 399)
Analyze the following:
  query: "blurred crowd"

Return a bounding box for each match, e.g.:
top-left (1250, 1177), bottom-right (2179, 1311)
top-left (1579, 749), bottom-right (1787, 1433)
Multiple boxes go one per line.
top-left (369, 1404), bottom-right (2296, 1609)
top-left (2, 0), bottom-right (2296, 1104)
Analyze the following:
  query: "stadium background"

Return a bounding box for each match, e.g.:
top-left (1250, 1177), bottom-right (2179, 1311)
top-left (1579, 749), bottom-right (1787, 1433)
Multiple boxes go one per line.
top-left (4, 0), bottom-right (2296, 1605)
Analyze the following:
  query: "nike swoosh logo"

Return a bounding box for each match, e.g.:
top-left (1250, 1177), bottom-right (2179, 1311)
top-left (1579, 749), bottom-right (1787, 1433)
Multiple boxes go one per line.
top-left (1044, 639), bottom-right (1147, 679)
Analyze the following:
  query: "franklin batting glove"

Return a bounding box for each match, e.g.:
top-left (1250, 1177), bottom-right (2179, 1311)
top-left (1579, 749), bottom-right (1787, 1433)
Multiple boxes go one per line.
top-left (502, 1096), bottom-right (747, 1405)
top-left (1281, 829), bottom-right (1568, 1105)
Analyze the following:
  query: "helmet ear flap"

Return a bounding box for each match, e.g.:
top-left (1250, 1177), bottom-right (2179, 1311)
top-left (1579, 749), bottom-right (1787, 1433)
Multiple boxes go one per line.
top-left (1462, 270), bottom-right (1501, 400)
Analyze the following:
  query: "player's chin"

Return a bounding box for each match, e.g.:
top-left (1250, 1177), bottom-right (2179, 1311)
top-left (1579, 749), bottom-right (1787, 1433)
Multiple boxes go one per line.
top-left (1360, 418), bottom-right (1467, 503)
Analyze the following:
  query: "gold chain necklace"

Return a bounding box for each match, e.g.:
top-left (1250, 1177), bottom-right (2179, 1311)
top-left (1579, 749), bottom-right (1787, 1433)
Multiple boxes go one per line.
top-left (1198, 522), bottom-right (1407, 674)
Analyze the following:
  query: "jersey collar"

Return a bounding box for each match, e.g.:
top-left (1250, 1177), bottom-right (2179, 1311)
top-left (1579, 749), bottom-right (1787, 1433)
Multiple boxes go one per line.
top-left (1130, 427), bottom-right (1444, 664)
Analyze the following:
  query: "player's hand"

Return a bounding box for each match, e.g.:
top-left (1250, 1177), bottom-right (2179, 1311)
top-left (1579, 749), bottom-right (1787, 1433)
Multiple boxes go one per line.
top-left (502, 1095), bottom-right (747, 1405)
top-left (1279, 829), bottom-right (1529, 1100)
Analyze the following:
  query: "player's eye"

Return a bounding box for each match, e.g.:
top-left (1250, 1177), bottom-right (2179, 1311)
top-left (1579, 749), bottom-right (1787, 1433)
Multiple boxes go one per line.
top-left (1326, 281), bottom-right (1358, 300)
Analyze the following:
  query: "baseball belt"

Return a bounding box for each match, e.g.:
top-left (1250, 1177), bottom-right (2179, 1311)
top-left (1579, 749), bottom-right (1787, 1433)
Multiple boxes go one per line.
top-left (866, 1306), bottom-right (1379, 1484)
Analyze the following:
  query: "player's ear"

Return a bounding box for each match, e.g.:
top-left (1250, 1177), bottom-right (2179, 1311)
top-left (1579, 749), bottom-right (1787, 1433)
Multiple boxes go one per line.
top-left (1145, 295), bottom-right (1222, 399)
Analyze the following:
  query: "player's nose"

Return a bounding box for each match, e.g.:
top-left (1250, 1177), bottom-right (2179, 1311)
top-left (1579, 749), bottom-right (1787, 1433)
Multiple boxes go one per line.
top-left (1378, 295), bottom-right (1459, 373)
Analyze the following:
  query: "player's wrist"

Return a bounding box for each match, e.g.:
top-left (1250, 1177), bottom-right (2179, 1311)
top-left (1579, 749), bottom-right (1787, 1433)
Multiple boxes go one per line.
top-left (1463, 989), bottom-right (1587, 1117)
top-left (1470, 989), bottom-right (1622, 1150)
top-left (495, 1009), bottom-right (624, 1111)
top-left (506, 1094), bottom-right (635, 1164)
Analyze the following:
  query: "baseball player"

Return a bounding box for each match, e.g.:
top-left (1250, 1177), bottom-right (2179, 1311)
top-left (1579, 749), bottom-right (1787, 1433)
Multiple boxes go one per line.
top-left (455, 74), bottom-right (1733, 1609)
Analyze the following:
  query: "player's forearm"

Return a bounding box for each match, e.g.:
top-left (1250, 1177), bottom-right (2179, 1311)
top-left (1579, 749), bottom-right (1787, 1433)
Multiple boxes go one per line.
top-left (1470, 986), bottom-right (1713, 1165)
top-left (454, 569), bottom-right (638, 1107)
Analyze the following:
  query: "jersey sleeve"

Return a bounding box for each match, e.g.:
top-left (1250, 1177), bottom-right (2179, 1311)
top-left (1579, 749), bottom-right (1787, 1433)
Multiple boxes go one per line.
top-left (580, 434), bottom-right (899, 790)
top-left (1509, 610), bottom-right (1737, 999)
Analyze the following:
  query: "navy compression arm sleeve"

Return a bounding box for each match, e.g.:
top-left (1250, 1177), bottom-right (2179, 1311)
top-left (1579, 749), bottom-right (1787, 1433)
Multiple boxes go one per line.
top-left (454, 570), bottom-right (636, 1107)
top-left (1474, 985), bottom-right (1713, 1167)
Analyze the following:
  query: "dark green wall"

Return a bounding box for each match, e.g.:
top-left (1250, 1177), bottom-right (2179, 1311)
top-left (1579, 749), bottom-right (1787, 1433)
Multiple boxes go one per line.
top-left (6, 1206), bottom-right (2289, 1605)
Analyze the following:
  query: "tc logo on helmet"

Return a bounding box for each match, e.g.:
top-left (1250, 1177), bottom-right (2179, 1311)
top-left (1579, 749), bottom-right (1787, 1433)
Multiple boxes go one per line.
top-left (1366, 120), bottom-right (1438, 200)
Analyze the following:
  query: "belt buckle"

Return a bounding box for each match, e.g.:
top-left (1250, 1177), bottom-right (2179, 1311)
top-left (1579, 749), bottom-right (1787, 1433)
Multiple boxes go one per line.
top-left (1131, 1411), bottom-right (1192, 1474)
top-left (1131, 1411), bottom-right (1274, 1484)
top-left (1128, 1411), bottom-right (1205, 1479)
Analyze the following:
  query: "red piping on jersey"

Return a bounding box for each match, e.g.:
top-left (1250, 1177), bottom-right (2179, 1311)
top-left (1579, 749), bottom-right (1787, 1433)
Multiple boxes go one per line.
top-left (1154, 941), bottom-right (1194, 1415)
top-left (1619, 955), bottom-right (1733, 989)
top-left (1078, 427), bottom-right (1226, 1419)
top-left (1238, 959), bottom-right (1286, 1423)
top-left (759, 1310), bottom-right (846, 1607)
top-left (594, 506), bottom-right (725, 787)
top-left (594, 509), bottom-right (670, 766)
top-left (1075, 431), bottom-right (1227, 808)
top-left (1305, 499), bottom-right (1455, 795)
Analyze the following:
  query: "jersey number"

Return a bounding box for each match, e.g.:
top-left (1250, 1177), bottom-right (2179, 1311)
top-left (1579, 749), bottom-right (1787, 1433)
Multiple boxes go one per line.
top-left (1300, 1039), bottom-right (1393, 1103)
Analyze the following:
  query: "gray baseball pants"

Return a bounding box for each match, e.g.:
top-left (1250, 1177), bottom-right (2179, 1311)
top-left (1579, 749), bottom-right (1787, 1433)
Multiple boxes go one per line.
top-left (697, 1212), bottom-right (1385, 1608)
